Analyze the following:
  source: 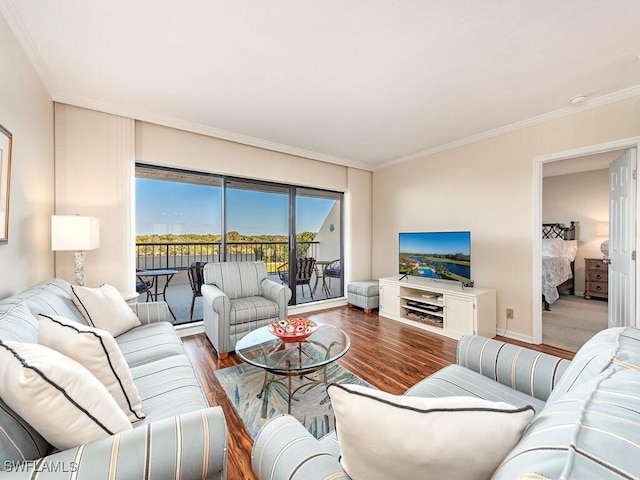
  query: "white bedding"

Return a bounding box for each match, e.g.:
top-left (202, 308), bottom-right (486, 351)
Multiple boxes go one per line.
top-left (542, 256), bottom-right (573, 305)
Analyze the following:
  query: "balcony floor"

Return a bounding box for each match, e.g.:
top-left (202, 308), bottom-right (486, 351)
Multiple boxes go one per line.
top-left (138, 270), bottom-right (343, 325)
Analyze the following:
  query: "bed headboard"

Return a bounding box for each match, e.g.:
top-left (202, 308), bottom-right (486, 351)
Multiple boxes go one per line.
top-left (542, 221), bottom-right (576, 240)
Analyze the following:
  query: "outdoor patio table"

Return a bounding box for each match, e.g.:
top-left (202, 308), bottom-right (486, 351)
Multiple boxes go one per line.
top-left (136, 268), bottom-right (178, 320)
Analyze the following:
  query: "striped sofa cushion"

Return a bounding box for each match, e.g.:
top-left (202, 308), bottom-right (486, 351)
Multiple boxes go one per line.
top-left (546, 327), bottom-right (638, 405)
top-left (405, 364), bottom-right (546, 413)
top-left (493, 327), bottom-right (640, 479)
top-left (130, 354), bottom-right (209, 424)
top-left (116, 322), bottom-right (186, 367)
top-left (457, 335), bottom-right (571, 402)
top-left (494, 366), bottom-right (640, 479)
top-left (204, 262), bottom-right (267, 300)
top-left (0, 304), bottom-right (38, 343)
top-left (10, 278), bottom-right (88, 325)
top-left (0, 398), bottom-right (51, 470)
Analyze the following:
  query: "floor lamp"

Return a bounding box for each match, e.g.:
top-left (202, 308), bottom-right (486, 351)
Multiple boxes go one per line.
top-left (51, 215), bottom-right (100, 286)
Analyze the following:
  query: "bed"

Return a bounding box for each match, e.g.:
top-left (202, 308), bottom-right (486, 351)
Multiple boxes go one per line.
top-left (541, 221), bottom-right (577, 311)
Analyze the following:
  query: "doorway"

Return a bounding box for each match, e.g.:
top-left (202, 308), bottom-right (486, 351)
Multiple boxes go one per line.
top-left (532, 138), bottom-right (640, 346)
top-left (541, 161), bottom-right (612, 351)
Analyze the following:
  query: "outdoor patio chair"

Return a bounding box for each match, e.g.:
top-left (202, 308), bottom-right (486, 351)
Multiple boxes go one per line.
top-left (187, 262), bottom-right (206, 321)
top-left (201, 262), bottom-right (292, 358)
top-left (277, 257), bottom-right (317, 300)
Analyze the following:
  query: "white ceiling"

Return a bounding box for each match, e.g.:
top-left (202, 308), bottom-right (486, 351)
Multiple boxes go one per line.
top-left (2, 0), bottom-right (640, 170)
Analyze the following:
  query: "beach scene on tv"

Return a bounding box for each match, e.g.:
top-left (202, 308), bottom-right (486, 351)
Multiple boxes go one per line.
top-left (399, 231), bottom-right (471, 283)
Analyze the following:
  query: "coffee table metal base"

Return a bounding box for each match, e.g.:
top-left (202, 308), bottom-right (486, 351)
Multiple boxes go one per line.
top-left (257, 365), bottom-right (328, 414)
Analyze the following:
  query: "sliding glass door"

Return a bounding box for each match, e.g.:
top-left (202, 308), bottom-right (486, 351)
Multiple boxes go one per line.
top-left (296, 188), bottom-right (343, 303)
top-left (135, 164), bottom-right (343, 317)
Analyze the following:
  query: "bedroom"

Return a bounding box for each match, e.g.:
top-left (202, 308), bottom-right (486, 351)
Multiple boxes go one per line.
top-left (541, 156), bottom-right (613, 351)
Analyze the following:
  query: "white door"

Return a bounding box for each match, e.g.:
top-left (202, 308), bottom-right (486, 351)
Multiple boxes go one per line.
top-left (608, 148), bottom-right (637, 328)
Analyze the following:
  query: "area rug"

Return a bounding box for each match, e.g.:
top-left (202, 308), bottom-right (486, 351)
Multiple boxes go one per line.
top-left (215, 362), bottom-right (370, 439)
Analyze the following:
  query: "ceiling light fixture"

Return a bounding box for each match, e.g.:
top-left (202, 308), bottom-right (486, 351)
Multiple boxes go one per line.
top-left (570, 94), bottom-right (587, 105)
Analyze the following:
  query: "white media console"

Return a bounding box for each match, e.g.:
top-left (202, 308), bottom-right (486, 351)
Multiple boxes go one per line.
top-left (378, 276), bottom-right (496, 339)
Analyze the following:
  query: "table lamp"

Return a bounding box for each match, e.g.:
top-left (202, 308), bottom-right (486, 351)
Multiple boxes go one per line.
top-left (51, 215), bottom-right (100, 286)
top-left (596, 221), bottom-right (609, 259)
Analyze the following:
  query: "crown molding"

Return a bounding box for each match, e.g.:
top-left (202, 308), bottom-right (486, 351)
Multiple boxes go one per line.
top-left (377, 84), bottom-right (640, 170)
top-left (0, 0), bottom-right (57, 97)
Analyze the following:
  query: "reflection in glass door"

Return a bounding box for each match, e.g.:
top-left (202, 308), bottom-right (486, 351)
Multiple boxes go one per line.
top-left (225, 178), bottom-right (290, 282)
top-left (296, 188), bottom-right (343, 303)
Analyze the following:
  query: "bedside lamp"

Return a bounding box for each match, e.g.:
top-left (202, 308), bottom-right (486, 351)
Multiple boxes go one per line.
top-left (51, 215), bottom-right (100, 286)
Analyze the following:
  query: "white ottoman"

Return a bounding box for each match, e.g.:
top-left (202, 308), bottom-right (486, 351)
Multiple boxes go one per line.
top-left (347, 280), bottom-right (379, 313)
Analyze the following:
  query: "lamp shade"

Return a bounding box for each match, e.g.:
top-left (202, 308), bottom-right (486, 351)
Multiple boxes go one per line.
top-left (51, 215), bottom-right (100, 251)
top-left (596, 222), bottom-right (609, 237)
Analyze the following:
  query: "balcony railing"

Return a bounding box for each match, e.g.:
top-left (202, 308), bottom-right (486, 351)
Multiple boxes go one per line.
top-left (135, 241), bottom-right (320, 274)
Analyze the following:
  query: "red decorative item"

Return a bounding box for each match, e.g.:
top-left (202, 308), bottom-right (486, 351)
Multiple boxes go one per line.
top-left (268, 318), bottom-right (319, 343)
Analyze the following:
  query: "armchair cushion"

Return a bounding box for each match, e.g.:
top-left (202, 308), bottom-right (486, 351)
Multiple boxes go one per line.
top-left (37, 314), bottom-right (145, 423)
top-left (230, 296), bottom-right (279, 326)
top-left (0, 341), bottom-right (132, 451)
top-left (205, 262), bottom-right (267, 300)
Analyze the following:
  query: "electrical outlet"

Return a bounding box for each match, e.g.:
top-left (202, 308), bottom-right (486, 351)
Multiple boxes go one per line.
top-left (506, 308), bottom-right (514, 320)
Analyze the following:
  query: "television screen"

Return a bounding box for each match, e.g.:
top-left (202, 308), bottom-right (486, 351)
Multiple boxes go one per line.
top-left (399, 231), bottom-right (471, 283)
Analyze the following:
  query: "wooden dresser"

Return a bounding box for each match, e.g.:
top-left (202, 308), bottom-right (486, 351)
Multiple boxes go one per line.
top-left (584, 258), bottom-right (608, 300)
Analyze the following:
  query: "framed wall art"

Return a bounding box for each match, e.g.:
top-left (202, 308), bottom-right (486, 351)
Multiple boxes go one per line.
top-left (0, 124), bottom-right (12, 244)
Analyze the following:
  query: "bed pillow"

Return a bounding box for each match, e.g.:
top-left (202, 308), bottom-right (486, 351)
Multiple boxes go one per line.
top-left (563, 239), bottom-right (578, 261)
top-left (71, 284), bottom-right (141, 337)
top-left (327, 383), bottom-right (535, 480)
top-left (38, 314), bottom-right (145, 422)
top-left (541, 238), bottom-right (566, 258)
top-left (0, 341), bottom-right (132, 450)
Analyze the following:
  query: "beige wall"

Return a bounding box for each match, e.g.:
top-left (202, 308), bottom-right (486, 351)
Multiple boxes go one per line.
top-left (0, 14), bottom-right (54, 298)
top-left (345, 167), bottom-right (372, 283)
top-left (54, 104), bottom-right (136, 291)
top-left (136, 122), bottom-right (348, 192)
top-left (543, 169), bottom-right (609, 295)
top-left (372, 96), bottom-right (640, 341)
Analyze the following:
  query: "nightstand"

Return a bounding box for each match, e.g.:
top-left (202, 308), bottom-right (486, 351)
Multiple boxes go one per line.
top-left (584, 258), bottom-right (608, 300)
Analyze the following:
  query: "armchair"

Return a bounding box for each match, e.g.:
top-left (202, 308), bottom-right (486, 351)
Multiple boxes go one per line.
top-left (201, 262), bottom-right (292, 358)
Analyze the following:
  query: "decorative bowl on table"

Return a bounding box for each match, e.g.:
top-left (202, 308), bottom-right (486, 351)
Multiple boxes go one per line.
top-left (268, 318), bottom-right (319, 343)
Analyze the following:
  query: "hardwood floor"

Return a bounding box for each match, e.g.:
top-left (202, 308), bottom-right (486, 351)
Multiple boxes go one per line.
top-left (181, 306), bottom-right (575, 480)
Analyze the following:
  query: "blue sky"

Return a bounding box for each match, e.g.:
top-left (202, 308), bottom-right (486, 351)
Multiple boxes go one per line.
top-left (136, 179), bottom-right (335, 235)
top-left (399, 231), bottom-right (470, 255)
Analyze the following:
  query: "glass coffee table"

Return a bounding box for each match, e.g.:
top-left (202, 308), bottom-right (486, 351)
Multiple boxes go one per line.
top-left (235, 323), bottom-right (350, 414)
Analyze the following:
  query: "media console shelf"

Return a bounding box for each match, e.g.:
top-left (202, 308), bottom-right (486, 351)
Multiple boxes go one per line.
top-left (379, 276), bottom-right (496, 339)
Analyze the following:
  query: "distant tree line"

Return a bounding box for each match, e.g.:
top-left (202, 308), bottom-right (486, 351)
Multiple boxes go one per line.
top-left (135, 232), bottom-right (318, 263)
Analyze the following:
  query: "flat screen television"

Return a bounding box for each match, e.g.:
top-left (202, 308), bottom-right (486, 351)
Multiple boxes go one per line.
top-left (399, 231), bottom-right (471, 283)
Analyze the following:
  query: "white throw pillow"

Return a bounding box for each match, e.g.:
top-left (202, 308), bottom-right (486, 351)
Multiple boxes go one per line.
top-left (327, 384), bottom-right (535, 480)
top-left (71, 284), bottom-right (141, 337)
top-left (38, 314), bottom-right (145, 422)
top-left (0, 341), bottom-right (132, 450)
